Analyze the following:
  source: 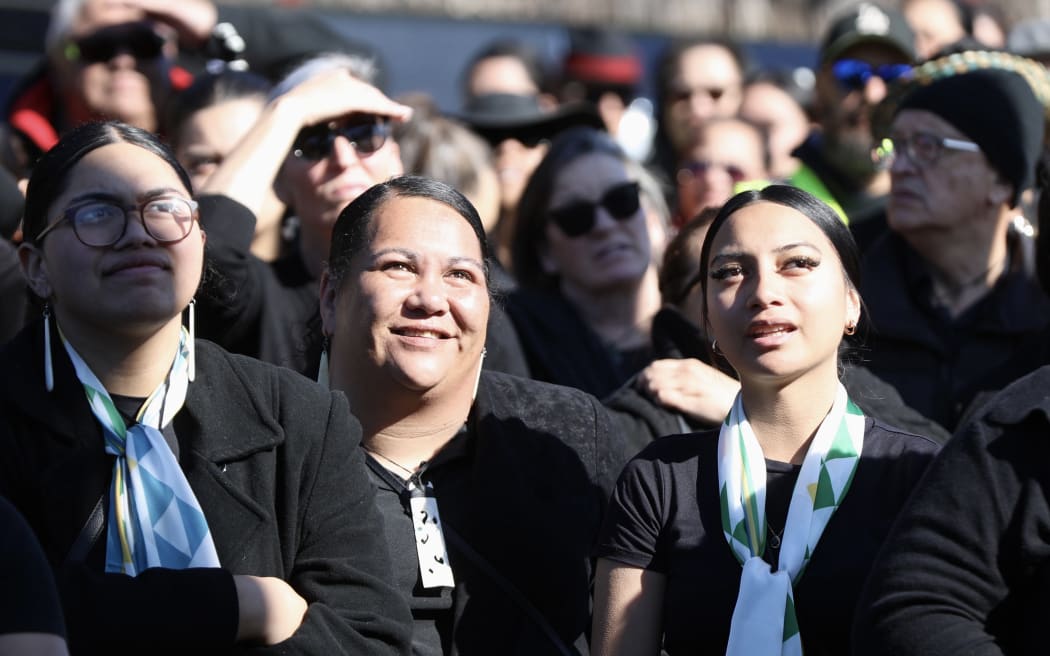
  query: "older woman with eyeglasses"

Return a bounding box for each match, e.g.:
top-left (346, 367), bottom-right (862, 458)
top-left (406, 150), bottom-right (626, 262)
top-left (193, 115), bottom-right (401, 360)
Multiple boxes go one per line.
top-left (0, 121), bottom-right (412, 654)
top-left (507, 126), bottom-right (662, 398)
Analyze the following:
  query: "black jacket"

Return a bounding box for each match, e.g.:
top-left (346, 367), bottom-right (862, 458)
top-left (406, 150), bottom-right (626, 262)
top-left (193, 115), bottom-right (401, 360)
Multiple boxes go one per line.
top-left (854, 365), bottom-right (1050, 655)
top-left (0, 320), bottom-right (413, 655)
top-left (505, 287), bottom-right (652, 399)
top-left (860, 232), bottom-right (1050, 431)
top-left (367, 371), bottom-right (630, 655)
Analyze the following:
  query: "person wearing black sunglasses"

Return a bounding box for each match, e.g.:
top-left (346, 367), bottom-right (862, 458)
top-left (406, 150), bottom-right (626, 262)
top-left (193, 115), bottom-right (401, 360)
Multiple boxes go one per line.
top-left (3, 0), bottom-right (365, 182)
top-left (186, 53), bottom-right (410, 377)
top-left (791, 3), bottom-right (916, 254)
top-left (507, 126), bottom-right (661, 399)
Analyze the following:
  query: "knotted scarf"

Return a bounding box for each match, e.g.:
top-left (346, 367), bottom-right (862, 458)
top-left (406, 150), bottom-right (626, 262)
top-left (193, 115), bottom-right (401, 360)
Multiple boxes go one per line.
top-left (62, 328), bottom-right (220, 575)
top-left (718, 382), bottom-right (864, 655)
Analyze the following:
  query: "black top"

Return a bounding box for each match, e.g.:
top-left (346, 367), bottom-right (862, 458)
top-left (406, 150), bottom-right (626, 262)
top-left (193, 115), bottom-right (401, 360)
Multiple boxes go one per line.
top-left (860, 232), bottom-right (1050, 431)
top-left (363, 370), bottom-right (629, 655)
top-left (595, 419), bottom-right (939, 655)
top-left (505, 287), bottom-right (653, 399)
top-left (0, 494), bottom-right (66, 638)
top-left (854, 365), bottom-right (1050, 655)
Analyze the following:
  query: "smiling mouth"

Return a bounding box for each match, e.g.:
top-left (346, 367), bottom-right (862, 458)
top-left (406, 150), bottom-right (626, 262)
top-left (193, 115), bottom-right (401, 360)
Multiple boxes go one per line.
top-left (392, 328), bottom-right (448, 340)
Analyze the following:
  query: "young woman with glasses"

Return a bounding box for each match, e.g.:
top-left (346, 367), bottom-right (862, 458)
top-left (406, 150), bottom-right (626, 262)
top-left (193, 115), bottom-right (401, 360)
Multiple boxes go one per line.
top-left (0, 121), bottom-right (412, 654)
top-left (591, 186), bottom-right (940, 655)
top-left (507, 126), bottom-right (662, 399)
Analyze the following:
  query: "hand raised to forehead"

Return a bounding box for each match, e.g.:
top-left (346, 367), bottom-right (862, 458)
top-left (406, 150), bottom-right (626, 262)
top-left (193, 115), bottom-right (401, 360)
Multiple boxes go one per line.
top-left (284, 68), bottom-right (414, 128)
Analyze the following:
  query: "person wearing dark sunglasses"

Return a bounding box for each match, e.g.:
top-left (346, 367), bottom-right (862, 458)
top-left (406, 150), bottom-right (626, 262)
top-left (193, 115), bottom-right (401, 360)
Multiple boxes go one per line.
top-left (188, 53), bottom-right (411, 376)
top-left (790, 3), bottom-right (915, 253)
top-left (507, 126), bottom-right (661, 399)
top-left (47, 6), bottom-right (176, 149)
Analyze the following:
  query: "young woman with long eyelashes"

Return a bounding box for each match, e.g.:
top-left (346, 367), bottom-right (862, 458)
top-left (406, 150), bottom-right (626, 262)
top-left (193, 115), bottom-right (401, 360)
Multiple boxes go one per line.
top-left (591, 185), bottom-right (940, 655)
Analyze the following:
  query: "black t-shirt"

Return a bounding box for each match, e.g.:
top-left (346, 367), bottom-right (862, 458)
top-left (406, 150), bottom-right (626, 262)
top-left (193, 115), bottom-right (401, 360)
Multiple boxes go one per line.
top-left (594, 419), bottom-right (939, 655)
top-left (0, 495), bottom-right (66, 637)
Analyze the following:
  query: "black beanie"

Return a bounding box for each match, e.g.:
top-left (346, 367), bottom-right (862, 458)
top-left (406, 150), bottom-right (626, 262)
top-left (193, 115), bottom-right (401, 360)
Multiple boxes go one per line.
top-left (898, 68), bottom-right (1044, 206)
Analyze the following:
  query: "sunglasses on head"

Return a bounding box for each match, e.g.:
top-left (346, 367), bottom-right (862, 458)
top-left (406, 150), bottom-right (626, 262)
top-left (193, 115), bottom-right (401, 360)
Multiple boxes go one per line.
top-left (66, 27), bottom-right (165, 64)
top-left (291, 117), bottom-right (391, 160)
top-left (831, 59), bottom-right (911, 91)
top-left (548, 181), bottom-right (641, 238)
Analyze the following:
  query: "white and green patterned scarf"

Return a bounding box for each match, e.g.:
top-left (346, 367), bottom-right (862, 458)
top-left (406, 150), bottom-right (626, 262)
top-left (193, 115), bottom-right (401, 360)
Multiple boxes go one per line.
top-left (718, 382), bottom-right (864, 655)
top-left (62, 328), bottom-right (220, 575)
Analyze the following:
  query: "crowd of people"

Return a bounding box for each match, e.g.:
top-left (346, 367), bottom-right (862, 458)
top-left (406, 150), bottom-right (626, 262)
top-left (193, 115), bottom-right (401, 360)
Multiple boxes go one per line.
top-left (0, 0), bottom-right (1049, 654)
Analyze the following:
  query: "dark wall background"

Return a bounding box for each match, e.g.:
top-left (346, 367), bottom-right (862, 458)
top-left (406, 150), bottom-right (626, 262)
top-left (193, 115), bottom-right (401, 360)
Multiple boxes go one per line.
top-left (0, 5), bottom-right (816, 116)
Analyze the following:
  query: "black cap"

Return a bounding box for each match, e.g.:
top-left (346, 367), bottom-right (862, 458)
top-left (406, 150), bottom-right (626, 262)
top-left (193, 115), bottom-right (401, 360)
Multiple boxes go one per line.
top-left (820, 3), bottom-right (915, 65)
top-left (899, 67), bottom-right (1045, 205)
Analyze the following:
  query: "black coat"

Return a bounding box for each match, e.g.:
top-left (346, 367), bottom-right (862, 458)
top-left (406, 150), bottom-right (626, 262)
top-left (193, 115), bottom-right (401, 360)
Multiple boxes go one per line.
top-left (0, 320), bottom-right (413, 655)
top-left (505, 287), bottom-right (652, 399)
top-left (854, 364), bottom-right (1050, 655)
top-left (860, 232), bottom-right (1050, 431)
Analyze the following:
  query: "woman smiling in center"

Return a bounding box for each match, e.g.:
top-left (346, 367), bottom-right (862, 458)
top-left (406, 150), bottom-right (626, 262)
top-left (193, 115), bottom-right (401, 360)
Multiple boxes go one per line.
top-left (591, 186), bottom-right (939, 655)
top-left (319, 175), bottom-right (625, 654)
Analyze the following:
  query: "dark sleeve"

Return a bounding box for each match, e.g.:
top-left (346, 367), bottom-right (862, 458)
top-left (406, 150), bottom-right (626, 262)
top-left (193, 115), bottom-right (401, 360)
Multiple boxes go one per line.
top-left (853, 411), bottom-right (1050, 655)
top-left (195, 193), bottom-right (268, 352)
top-left (843, 364), bottom-right (951, 443)
top-left (0, 496), bottom-right (65, 638)
top-left (244, 390), bottom-right (411, 655)
top-left (58, 565), bottom-right (239, 653)
top-left (214, 7), bottom-right (377, 80)
top-left (593, 448), bottom-right (670, 572)
top-left (0, 238), bottom-right (25, 345)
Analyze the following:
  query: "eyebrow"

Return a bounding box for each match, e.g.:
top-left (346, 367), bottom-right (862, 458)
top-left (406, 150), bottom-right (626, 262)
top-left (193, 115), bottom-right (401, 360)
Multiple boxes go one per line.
top-left (709, 241), bottom-right (821, 264)
top-left (371, 248), bottom-right (485, 271)
top-left (67, 187), bottom-right (187, 205)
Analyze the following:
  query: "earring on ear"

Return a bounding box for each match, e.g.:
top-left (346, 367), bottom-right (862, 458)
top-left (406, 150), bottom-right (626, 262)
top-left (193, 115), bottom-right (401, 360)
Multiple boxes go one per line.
top-left (844, 321), bottom-right (857, 336)
top-left (43, 303), bottom-right (53, 392)
top-left (711, 339), bottom-right (723, 356)
top-left (187, 298), bottom-right (196, 382)
top-left (471, 347), bottom-right (487, 401)
top-left (316, 335), bottom-right (330, 387)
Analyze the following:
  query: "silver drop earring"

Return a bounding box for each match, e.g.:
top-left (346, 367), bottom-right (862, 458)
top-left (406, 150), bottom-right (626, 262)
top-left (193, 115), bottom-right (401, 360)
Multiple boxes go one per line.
top-left (43, 303), bottom-right (53, 392)
top-left (187, 298), bottom-right (196, 382)
top-left (316, 336), bottom-right (330, 387)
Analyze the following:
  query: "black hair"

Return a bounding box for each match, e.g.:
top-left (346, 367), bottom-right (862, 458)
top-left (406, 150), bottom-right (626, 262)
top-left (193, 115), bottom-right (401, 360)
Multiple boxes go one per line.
top-left (659, 207), bottom-right (719, 306)
top-left (162, 69), bottom-right (272, 147)
top-left (326, 175), bottom-right (493, 295)
top-left (23, 121), bottom-right (192, 246)
top-left (697, 185), bottom-right (863, 342)
top-left (510, 126), bottom-right (629, 289)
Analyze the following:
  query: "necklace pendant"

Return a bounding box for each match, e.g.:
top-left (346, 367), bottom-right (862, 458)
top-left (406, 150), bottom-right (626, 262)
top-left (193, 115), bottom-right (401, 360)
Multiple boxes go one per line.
top-left (768, 531), bottom-right (781, 549)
